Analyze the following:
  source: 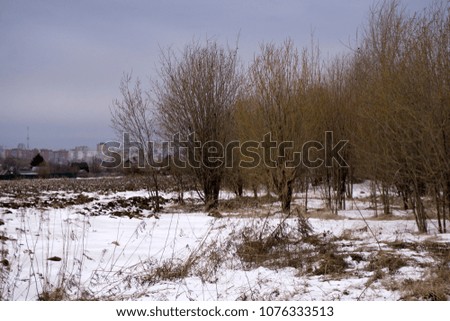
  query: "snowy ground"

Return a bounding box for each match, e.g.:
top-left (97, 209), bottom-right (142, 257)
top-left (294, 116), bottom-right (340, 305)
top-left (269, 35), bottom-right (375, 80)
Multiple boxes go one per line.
top-left (0, 177), bottom-right (449, 301)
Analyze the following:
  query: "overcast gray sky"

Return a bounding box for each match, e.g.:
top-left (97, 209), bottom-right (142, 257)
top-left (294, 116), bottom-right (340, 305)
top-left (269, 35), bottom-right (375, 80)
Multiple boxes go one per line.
top-left (0, 0), bottom-right (434, 150)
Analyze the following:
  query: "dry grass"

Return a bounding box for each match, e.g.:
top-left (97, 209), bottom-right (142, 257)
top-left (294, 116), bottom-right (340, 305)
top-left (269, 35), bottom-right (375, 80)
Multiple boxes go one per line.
top-left (236, 224), bottom-right (349, 277)
top-left (219, 196), bottom-right (263, 211)
top-left (366, 251), bottom-right (409, 274)
top-left (312, 244), bottom-right (349, 276)
top-left (143, 259), bottom-right (191, 284)
top-left (369, 213), bottom-right (416, 221)
top-left (400, 267), bottom-right (450, 301)
top-left (382, 240), bottom-right (450, 301)
top-left (399, 245), bottom-right (450, 301)
top-left (141, 225), bottom-right (227, 286)
top-left (304, 209), bottom-right (346, 220)
top-left (38, 287), bottom-right (67, 301)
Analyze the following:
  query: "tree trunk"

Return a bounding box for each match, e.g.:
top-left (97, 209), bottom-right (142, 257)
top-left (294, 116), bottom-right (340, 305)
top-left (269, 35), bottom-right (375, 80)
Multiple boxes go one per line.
top-left (381, 182), bottom-right (391, 215)
top-left (175, 173), bottom-right (185, 204)
top-left (304, 176), bottom-right (309, 212)
top-left (445, 177), bottom-right (450, 233)
top-left (371, 180), bottom-right (378, 217)
top-left (325, 168), bottom-right (333, 212)
top-left (346, 166), bottom-right (354, 199)
top-left (338, 167), bottom-right (347, 210)
top-left (236, 175), bottom-right (243, 197)
top-left (412, 187), bottom-right (427, 233)
top-left (434, 184), bottom-right (443, 233)
top-left (280, 179), bottom-right (293, 214)
top-left (204, 172), bottom-right (221, 210)
top-left (252, 184), bottom-right (258, 199)
top-left (150, 171), bottom-right (161, 212)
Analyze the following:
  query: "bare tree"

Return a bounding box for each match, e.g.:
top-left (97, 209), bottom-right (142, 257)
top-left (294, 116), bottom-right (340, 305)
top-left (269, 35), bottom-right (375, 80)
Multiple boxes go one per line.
top-left (154, 39), bottom-right (242, 210)
top-left (110, 73), bottom-right (162, 212)
top-left (248, 39), bottom-right (320, 213)
top-left (309, 55), bottom-right (354, 214)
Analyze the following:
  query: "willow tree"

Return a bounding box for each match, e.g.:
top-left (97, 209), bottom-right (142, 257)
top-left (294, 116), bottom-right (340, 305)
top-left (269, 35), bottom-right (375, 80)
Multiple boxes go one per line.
top-left (350, 0), bottom-right (450, 232)
top-left (248, 40), bottom-right (320, 213)
top-left (154, 39), bottom-right (242, 210)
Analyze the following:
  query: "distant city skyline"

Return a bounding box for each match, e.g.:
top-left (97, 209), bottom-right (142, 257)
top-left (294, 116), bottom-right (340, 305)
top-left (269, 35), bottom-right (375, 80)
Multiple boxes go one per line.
top-left (0, 142), bottom-right (109, 168)
top-left (0, 0), bottom-right (435, 150)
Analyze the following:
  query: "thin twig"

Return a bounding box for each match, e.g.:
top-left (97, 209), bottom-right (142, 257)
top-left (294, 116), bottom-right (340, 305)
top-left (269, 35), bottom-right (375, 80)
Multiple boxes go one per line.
top-left (352, 198), bottom-right (382, 251)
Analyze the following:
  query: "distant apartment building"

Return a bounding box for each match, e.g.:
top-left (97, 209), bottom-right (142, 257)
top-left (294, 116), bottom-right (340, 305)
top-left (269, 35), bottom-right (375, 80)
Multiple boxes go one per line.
top-left (39, 149), bottom-right (54, 163)
top-left (54, 149), bottom-right (70, 164)
top-left (39, 148), bottom-right (70, 165)
top-left (4, 144), bottom-right (36, 160)
top-left (96, 142), bottom-right (110, 161)
top-left (69, 146), bottom-right (89, 161)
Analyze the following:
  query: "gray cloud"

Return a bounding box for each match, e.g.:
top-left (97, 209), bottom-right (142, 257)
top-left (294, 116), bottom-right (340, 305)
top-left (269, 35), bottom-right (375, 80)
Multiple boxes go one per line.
top-left (0, 0), bottom-right (435, 149)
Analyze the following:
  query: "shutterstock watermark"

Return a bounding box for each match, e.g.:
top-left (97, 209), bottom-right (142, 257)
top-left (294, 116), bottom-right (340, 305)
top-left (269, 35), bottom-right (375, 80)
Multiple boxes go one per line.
top-left (100, 131), bottom-right (348, 170)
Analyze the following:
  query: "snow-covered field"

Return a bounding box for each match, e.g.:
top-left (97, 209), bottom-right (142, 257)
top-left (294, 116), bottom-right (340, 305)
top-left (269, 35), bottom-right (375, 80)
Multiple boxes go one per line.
top-left (0, 177), bottom-right (449, 301)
